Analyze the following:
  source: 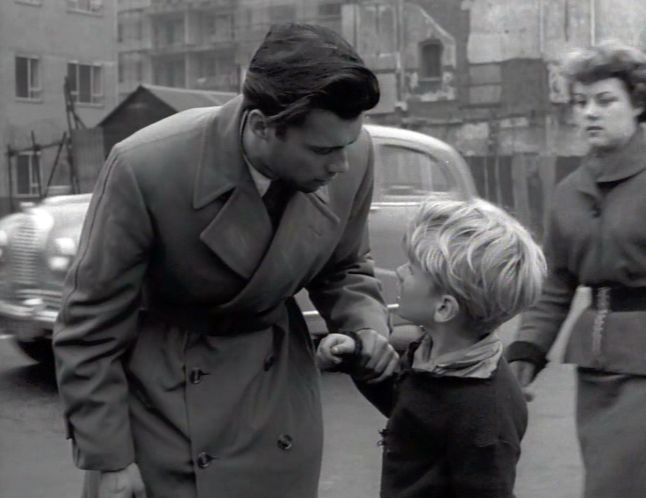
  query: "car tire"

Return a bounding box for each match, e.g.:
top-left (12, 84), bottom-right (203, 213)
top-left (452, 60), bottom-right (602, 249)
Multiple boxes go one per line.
top-left (12, 337), bottom-right (54, 365)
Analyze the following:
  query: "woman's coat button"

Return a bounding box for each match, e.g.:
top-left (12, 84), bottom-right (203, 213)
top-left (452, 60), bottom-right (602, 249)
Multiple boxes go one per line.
top-left (277, 434), bottom-right (293, 451)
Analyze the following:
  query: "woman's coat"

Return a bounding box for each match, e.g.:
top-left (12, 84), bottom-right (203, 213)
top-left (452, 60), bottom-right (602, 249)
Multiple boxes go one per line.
top-left (516, 128), bottom-right (646, 374)
top-left (53, 96), bottom-right (390, 498)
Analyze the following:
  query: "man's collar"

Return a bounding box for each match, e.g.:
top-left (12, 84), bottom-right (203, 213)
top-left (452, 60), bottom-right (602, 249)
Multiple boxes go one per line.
top-left (192, 95), bottom-right (250, 209)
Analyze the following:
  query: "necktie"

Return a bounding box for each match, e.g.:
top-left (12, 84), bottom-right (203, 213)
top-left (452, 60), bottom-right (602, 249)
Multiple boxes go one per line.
top-left (262, 180), bottom-right (291, 229)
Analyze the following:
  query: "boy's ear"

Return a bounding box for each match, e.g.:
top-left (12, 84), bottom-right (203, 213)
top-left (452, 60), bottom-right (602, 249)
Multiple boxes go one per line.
top-left (434, 295), bottom-right (460, 323)
top-left (247, 109), bottom-right (271, 140)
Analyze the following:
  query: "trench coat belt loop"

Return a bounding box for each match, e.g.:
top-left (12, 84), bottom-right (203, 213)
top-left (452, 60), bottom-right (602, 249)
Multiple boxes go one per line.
top-left (143, 300), bottom-right (289, 336)
top-left (589, 285), bottom-right (646, 312)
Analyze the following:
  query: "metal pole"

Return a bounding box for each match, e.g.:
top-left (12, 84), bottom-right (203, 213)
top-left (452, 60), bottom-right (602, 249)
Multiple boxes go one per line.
top-left (6, 147), bottom-right (14, 212)
top-left (30, 131), bottom-right (43, 199)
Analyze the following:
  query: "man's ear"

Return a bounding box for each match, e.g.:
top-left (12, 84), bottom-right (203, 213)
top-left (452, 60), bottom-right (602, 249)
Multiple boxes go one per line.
top-left (247, 109), bottom-right (271, 140)
top-left (434, 295), bottom-right (460, 323)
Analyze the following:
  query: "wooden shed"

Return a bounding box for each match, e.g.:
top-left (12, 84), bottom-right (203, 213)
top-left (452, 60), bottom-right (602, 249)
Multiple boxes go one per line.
top-left (99, 84), bottom-right (236, 157)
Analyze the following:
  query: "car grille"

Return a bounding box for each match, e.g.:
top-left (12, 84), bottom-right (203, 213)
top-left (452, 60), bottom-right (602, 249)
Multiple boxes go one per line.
top-left (15, 289), bottom-right (62, 310)
top-left (9, 218), bottom-right (39, 287)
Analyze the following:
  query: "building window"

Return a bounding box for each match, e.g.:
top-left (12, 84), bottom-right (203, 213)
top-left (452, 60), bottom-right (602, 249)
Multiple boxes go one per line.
top-left (318, 2), bottom-right (342, 17)
top-left (269, 5), bottom-right (296, 24)
top-left (15, 56), bottom-right (41, 100)
top-left (14, 152), bottom-right (41, 197)
top-left (153, 59), bottom-right (185, 88)
top-left (136, 61), bottom-right (143, 82)
top-left (419, 40), bottom-right (443, 80)
top-left (67, 62), bottom-right (104, 105)
top-left (213, 14), bottom-right (234, 42)
top-left (66, 0), bottom-right (103, 13)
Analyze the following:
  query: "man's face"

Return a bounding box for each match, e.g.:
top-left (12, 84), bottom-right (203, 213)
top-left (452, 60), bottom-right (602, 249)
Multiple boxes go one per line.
top-left (572, 77), bottom-right (642, 151)
top-left (264, 109), bottom-right (363, 193)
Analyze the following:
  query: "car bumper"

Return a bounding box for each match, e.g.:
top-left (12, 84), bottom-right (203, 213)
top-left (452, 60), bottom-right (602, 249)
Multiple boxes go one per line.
top-left (0, 300), bottom-right (57, 340)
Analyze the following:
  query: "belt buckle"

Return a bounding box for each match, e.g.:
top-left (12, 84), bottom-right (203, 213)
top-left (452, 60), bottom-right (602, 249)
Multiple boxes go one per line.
top-left (592, 286), bottom-right (611, 363)
top-left (595, 286), bottom-right (610, 312)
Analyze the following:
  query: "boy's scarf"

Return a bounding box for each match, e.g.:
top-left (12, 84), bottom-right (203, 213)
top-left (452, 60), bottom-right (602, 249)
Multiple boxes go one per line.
top-left (412, 332), bottom-right (503, 379)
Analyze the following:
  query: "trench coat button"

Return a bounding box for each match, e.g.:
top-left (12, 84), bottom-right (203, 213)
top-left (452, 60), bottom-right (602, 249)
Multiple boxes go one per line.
top-left (189, 368), bottom-right (209, 384)
top-left (196, 452), bottom-right (213, 469)
top-left (277, 434), bottom-right (293, 451)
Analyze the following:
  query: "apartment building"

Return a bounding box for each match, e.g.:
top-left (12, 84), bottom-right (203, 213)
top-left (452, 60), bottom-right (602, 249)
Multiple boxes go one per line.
top-left (117, 0), bottom-right (346, 97)
top-left (0, 0), bottom-right (118, 215)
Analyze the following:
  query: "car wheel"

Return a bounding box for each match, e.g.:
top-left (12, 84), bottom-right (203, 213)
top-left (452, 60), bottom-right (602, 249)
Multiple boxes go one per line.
top-left (12, 337), bottom-right (54, 365)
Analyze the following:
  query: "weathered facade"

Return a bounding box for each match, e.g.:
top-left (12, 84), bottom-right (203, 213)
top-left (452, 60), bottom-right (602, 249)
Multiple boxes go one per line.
top-left (345, 0), bottom-right (646, 235)
top-left (0, 0), bottom-right (118, 216)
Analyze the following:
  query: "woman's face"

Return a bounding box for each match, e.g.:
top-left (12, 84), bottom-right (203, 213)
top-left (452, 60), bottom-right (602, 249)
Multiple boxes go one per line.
top-left (572, 77), bottom-right (642, 151)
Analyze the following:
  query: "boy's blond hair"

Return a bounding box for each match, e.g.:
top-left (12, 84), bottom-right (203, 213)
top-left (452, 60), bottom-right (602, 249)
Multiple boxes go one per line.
top-left (405, 193), bottom-right (547, 332)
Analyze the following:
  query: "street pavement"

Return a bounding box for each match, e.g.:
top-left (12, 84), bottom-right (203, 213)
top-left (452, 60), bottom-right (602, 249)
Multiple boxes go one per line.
top-left (0, 332), bottom-right (583, 498)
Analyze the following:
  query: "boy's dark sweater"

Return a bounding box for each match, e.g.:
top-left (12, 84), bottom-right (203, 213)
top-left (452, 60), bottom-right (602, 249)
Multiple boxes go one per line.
top-left (357, 347), bottom-right (528, 498)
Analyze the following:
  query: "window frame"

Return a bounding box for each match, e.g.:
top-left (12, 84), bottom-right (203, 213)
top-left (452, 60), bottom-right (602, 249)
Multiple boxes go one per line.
top-left (15, 55), bottom-right (42, 101)
top-left (67, 61), bottom-right (105, 106)
top-left (418, 39), bottom-right (443, 82)
top-left (13, 151), bottom-right (42, 198)
top-left (66, 0), bottom-right (103, 14)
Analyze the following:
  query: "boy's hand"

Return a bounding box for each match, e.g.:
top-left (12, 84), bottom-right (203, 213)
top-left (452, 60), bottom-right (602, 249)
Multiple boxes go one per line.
top-left (316, 333), bottom-right (357, 370)
top-left (509, 360), bottom-right (537, 401)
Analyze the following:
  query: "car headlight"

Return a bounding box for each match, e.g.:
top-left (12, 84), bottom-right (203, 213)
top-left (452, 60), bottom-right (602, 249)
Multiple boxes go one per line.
top-left (0, 229), bottom-right (7, 262)
top-left (47, 237), bottom-right (77, 273)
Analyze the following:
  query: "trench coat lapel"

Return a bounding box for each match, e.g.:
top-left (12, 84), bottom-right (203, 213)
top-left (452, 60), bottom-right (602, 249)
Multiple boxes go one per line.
top-left (193, 96), bottom-right (275, 279)
top-left (218, 186), bottom-right (340, 313)
top-left (193, 95), bottom-right (340, 307)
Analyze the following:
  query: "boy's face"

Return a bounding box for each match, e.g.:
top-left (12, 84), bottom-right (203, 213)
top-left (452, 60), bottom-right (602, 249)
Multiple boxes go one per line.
top-left (395, 262), bottom-right (440, 326)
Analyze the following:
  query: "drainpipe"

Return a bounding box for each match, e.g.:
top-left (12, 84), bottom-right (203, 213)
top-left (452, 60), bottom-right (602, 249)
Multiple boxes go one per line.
top-left (590, 0), bottom-right (596, 44)
top-left (538, 0), bottom-right (544, 56)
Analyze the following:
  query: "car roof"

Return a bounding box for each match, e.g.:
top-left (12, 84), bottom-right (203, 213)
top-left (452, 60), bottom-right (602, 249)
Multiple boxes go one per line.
top-left (364, 124), bottom-right (477, 196)
top-left (364, 124), bottom-right (457, 156)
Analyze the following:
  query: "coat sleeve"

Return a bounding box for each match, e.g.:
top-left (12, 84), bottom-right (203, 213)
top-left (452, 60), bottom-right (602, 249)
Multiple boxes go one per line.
top-left (306, 135), bottom-right (390, 337)
top-left (53, 146), bottom-right (153, 471)
top-left (507, 200), bottom-right (578, 371)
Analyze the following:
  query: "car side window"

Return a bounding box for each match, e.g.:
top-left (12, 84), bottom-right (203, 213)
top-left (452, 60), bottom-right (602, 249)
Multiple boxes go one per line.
top-left (373, 144), bottom-right (454, 202)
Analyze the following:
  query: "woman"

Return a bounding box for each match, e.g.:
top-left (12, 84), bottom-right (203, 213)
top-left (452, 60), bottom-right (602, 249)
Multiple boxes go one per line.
top-left (507, 40), bottom-right (646, 498)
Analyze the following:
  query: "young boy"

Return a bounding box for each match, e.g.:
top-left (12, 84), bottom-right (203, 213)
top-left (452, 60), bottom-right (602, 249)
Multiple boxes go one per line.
top-left (318, 193), bottom-right (547, 498)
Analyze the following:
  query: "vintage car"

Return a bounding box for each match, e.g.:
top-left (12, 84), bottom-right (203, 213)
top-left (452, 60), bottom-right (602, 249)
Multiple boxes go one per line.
top-left (0, 124), bottom-right (476, 363)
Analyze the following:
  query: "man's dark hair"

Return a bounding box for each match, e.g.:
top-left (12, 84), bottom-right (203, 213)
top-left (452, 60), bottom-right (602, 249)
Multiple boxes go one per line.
top-left (242, 23), bottom-right (380, 134)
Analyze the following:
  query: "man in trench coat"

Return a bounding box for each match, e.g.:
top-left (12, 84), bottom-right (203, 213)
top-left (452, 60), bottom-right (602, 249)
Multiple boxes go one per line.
top-left (53, 23), bottom-right (398, 498)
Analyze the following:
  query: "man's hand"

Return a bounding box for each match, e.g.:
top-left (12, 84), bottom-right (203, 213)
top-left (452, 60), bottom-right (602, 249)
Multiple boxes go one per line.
top-left (509, 360), bottom-right (537, 402)
top-left (98, 463), bottom-right (147, 498)
top-left (353, 329), bottom-right (399, 384)
top-left (316, 333), bottom-right (357, 370)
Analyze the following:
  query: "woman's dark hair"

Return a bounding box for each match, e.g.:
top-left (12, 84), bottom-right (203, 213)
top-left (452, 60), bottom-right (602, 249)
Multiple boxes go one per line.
top-left (561, 40), bottom-right (646, 121)
top-left (242, 23), bottom-right (380, 134)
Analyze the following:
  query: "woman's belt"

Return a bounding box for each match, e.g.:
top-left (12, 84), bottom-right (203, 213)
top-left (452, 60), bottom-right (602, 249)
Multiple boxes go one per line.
top-left (589, 286), bottom-right (646, 312)
top-left (143, 300), bottom-right (288, 336)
